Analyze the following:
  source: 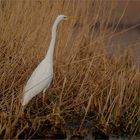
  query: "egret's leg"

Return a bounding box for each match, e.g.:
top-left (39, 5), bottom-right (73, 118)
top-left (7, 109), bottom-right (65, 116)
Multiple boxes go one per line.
top-left (42, 83), bottom-right (51, 105)
top-left (42, 88), bottom-right (47, 105)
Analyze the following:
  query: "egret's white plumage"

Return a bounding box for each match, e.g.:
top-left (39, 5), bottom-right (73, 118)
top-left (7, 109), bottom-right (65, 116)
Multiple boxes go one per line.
top-left (22, 15), bottom-right (74, 106)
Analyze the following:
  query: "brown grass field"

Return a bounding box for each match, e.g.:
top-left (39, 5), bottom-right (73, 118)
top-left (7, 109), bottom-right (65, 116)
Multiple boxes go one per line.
top-left (0, 0), bottom-right (140, 139)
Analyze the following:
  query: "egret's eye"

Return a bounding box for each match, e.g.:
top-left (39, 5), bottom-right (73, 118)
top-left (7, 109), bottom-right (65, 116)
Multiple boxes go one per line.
top-left (64, 16), bottom-right (68, 20)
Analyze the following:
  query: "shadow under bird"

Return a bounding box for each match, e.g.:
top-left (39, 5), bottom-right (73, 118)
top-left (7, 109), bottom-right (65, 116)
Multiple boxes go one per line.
top-left (22, 15), bottom-right (75, 107)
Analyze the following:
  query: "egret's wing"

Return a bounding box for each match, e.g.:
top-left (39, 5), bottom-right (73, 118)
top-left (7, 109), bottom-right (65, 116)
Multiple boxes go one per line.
top-left (23, 59), bottom-right (53, 94)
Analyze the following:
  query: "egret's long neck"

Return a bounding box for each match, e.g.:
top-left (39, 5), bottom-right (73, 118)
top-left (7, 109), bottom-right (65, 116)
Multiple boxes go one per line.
top-left (45, 20), bottom-right (60, 62)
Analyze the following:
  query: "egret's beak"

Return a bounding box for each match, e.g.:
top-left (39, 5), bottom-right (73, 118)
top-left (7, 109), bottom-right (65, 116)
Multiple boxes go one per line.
top-left (68, 16), bottom-right (76, 20)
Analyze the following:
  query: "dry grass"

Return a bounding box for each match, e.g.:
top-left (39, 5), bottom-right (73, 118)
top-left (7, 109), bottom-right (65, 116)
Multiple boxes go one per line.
top-left (0, 0), bottom-right (140, 139)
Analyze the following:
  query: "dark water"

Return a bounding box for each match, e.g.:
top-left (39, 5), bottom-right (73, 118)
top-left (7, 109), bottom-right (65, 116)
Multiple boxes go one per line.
top-left (107, 25), bottom-right (140, 66)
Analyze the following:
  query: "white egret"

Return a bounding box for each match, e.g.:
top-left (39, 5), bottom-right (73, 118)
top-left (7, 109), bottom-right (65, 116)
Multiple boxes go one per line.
top-left (22, 15), bottom-right (75, 106)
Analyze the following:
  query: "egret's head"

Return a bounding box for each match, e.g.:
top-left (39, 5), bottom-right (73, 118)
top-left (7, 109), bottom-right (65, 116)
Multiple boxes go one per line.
top-left (53, 15), bottom-right (76, 29)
